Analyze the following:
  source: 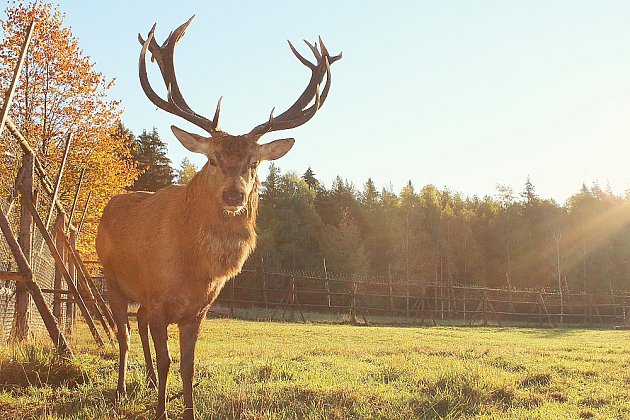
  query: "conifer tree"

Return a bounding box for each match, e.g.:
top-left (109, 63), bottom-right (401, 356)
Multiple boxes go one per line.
top-left (131, 128), bottom-right (174, 191)
top-left (302, 166), bottom-right (320, 191)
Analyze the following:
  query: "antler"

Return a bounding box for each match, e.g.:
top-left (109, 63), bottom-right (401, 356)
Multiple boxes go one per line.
top-left (138, 16), bottom-right (225, 137)
top-left (248, 37), bottom-right (342, 139)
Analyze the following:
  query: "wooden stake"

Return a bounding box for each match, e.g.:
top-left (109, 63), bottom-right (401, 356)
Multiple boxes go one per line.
top-left (54, 225), bottom-right (115, 331)
top-left (15, 154), bottom-right (33, 340)
top-left (77, 190), bottom-right (92, 234)
top-left (68, 168), bottom-right (85, 230)
top-left (66, 228), bottom-right (77, 335)
top-left (53, 214), bottom-right (64, 321)
top-left (0, 203), bottom-right (73, 357)
top-left (0, 21), bottom-right (36, 137)
top-left (44, 133), bottom-right (72, 229)
top-left (22, 195), bottom-right (105, 347)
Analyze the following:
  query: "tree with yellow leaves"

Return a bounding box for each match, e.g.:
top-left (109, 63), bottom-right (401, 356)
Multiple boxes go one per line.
top-left (0, 1), bottom-right (139, 258)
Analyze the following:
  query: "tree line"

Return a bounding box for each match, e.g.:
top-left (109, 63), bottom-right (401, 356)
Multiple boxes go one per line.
top-left (255, 168), bottom-right (630, 293)
top-left (134, 130), bottom-right (630, 293)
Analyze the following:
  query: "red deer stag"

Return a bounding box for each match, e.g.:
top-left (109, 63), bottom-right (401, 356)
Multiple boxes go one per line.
top-left (96, 16), bottom-right (340, 420)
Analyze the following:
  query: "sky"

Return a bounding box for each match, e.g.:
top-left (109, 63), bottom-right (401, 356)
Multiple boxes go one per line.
top-left (10, 1), bottom-right (630, 203)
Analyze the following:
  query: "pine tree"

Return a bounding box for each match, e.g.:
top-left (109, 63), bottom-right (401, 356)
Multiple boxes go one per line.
top-left (261, 162), bottom-right (281, 204)
top-left (131, 128), bottom-right (174, 191)
top-left (521, 176), bottom-right (539, 206)
top-left (320, 211), bottom-right (369, 276)
top-left (360, 178), bottom-right (380, 209)
top-left (302, 166), bottom-right (320, 191)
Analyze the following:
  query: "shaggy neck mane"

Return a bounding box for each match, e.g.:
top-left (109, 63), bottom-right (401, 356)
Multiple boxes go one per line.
top-left (181, 163), bottom-right (259, 239)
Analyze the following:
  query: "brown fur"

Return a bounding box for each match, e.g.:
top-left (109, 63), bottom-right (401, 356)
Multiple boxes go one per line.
top-left (96, 135), bottom-right (270, 419)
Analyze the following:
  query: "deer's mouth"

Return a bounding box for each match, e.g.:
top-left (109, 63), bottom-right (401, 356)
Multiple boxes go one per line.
top-left (222, 204), bottom-right (246, 216)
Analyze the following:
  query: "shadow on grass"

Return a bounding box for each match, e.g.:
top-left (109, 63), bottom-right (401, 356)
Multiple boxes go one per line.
top-left (0, 343), bottom-right (88, 391)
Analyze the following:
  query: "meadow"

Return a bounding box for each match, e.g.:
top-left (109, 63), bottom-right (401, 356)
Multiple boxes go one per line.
top-left (0, 318), bottom-right (629, 419)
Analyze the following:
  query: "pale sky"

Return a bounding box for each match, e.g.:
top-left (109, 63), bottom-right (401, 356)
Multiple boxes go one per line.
top-left (13, 1), bottom-right (630, 203)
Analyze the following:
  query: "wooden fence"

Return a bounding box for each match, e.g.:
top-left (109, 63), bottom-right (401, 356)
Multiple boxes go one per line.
top-left (0, 21), bottom-right (114, 354)
top-left (208, 269), bottom-right (630, 327)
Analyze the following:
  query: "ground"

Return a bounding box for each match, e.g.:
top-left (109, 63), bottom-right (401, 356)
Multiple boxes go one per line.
top-left (0, 317), bottom-right (629, 419)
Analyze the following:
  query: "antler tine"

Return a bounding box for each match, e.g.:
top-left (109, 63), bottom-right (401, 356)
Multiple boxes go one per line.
top-left (287, 40), bottom-right (314, 70)
top-left (318, 37), bottom-right (343, 65)
top-left (213, 96), bottom-right (223, 129)
top-left (248, 37), bottom-right (340, 139)
top-left (318, 36), bottom-right (329, 58)
top-left (138, 17), bottom-right (224, 136)
top-left (303, 39), bottom-right (322, 61)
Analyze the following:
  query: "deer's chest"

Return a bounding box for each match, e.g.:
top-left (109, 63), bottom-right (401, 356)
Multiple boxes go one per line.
top-left (195, 228), bottom-right (255, 279)
top-left (163, 278), bottom-right (226, 323)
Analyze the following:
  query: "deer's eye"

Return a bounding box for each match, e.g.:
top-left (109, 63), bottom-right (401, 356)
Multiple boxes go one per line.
top-left (208, 157), bottom-right (218, 167)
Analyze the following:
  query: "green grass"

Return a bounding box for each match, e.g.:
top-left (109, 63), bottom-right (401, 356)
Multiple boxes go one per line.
top-left (0, 319), bottom-right (629, 419)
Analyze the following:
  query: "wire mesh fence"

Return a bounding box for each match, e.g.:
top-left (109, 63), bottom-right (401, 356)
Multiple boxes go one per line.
top-left (0, 140), bottom-right (71, 343)
top-left (209, 269), bottom-right (630, 327)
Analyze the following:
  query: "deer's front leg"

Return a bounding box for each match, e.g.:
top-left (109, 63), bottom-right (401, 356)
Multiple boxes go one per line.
top-left (178, 312), bottom-right (205, 420)
top-left (149, 315), bottom-right (171, 419)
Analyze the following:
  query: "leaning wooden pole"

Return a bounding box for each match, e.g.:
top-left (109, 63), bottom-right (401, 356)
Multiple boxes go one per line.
top-left (54, 225), bottom-right (115, 332)
top-left (76, 190), bottom-right (91, 234)
top-left (0, 21), bottom-right (36, 137)
top-left (44, 133), bottom-right (72, 229)
top-left (67, 168), bottom-right (85, 230)
top-left (0, 205), bottom-right (73, 356)
top-left (22, 196), bottom-right (105, 347)
top-left (52, 213), bottom-right (65, 321)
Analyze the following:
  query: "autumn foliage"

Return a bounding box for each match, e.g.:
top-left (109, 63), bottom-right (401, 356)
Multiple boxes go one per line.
top-left (0, 1), bottom-right (139, 258)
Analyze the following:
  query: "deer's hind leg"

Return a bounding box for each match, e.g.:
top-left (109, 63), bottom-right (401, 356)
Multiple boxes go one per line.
top-left (137, 305), bottom-right (157, 388)
top-left (105, 275), bottom-right (130, 398)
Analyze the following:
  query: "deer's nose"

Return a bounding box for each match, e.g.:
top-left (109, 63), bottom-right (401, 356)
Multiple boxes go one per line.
top-left (222, 189), bottom-right (245, 207)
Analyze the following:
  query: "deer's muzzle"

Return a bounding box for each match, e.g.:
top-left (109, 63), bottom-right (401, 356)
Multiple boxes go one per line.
top-left (222, 189), bottom-right (245, 208)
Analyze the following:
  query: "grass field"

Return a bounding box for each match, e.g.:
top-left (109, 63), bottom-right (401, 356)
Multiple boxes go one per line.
top-left (0, 319), bottom-right (629, 419)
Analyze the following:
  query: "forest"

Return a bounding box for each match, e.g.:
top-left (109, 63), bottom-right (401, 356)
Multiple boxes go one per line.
top-left (131, 129), bottom-right (630, 294)
top-left (252, 167), bottom-right (630, 293)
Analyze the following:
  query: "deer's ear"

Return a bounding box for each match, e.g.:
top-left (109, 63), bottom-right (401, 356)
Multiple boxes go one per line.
top-left (171, 125), bottom-right (211, 154)
top-left (257, 138), bottom-right (295, 161)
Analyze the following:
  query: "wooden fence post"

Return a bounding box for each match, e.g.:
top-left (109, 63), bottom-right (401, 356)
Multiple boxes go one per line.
top-left (229, 277), bottom-right (234, 317)
top-left (350, 281), bottom-right (357, 324)
top-left (65, 227), bottom-right (77, 335)
top-left (53, 213), bottom-right (65, 321)
top-left (14, 153), bottom-right (34, 340)
top-left (463, 287), bottom-right (467, 321)
top-left (389, 280), bottom-right (394, 317)
top-left (406, 282), bottom-right (410, 320)
top-left (324, 259), bottom-right (331, 313)
top-left (259, 261), bottom-right (268, 310)
top-left (0, 200), bottom-right (73, 356)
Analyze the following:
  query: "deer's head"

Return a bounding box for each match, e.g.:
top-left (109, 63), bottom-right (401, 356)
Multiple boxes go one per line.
top-left (138, 16), bottom-right (341, 214)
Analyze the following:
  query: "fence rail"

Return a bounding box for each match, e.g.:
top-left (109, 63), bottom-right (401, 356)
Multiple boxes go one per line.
top-left (89, 269), bottom-right (630, 328)
top-left (206, 269), bottom-right (630, 327)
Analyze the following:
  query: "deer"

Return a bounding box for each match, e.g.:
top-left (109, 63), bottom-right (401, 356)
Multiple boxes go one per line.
top-left (95, 16), bottom-right (340, 420)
